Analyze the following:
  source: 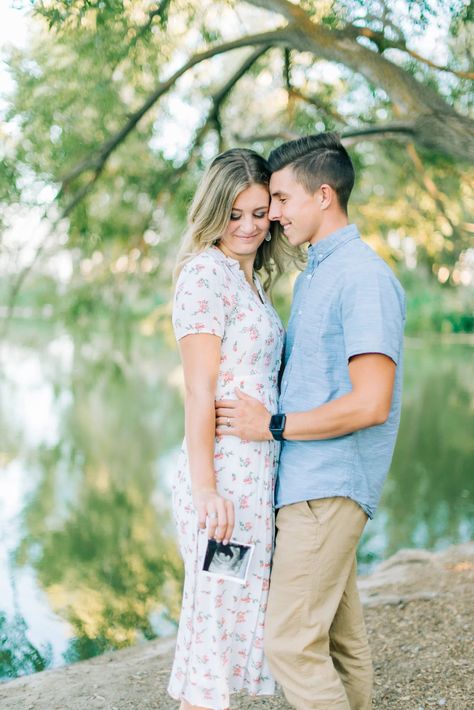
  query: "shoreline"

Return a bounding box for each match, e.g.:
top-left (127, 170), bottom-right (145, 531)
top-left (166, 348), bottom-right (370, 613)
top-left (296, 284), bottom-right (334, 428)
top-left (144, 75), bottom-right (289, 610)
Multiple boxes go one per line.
top-left (2, 313), bottom-right (473, 345)
top-left (1, 542), bottom-right (473, 709)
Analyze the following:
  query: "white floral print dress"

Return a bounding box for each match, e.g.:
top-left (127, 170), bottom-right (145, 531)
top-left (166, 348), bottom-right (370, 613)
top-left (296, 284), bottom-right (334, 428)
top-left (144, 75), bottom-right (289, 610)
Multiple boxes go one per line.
top-left (168, 247), bottom-right (284, 709)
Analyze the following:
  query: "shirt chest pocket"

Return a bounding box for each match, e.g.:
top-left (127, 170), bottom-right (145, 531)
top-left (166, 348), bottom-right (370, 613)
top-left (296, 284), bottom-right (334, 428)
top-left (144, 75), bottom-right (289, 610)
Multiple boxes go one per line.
top-left (298, 308), bottom-right (344, 374)
top-left (295, 307), bottom-right (325, 369)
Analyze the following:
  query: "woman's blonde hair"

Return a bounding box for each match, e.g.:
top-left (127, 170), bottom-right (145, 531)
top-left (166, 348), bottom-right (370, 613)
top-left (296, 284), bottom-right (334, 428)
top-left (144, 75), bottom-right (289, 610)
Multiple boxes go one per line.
top-left (174, 148), bottom-right (300, 291)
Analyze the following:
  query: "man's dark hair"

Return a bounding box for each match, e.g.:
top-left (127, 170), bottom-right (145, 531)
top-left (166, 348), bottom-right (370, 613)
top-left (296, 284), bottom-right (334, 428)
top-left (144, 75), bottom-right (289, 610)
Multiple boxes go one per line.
top-left (268, 132), bottom-right (355, 213)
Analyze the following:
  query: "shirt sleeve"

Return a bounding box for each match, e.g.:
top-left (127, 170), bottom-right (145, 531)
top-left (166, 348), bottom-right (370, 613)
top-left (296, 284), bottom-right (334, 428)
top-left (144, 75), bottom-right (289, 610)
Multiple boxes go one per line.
top-left (341, 263), bottom-right (406, 364)
top-left (172, 254), bottom-right (226, 341)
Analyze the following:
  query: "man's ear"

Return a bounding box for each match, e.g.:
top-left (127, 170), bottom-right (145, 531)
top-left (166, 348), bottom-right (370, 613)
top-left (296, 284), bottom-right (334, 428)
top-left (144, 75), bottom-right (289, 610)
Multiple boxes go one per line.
top-left (319, 183), bottom-right (333, 210)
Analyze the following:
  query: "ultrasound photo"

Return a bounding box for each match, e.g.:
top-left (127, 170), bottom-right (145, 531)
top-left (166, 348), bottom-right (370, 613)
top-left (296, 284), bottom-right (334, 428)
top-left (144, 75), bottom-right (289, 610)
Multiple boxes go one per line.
top-left (201, 539), bottom-right (254, 584)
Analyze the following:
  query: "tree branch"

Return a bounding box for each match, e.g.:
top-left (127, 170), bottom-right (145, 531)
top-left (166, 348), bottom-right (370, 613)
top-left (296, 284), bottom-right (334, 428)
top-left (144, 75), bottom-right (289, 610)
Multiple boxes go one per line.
top-left (174, 45), bottom-right (271, 161)
top-left (244, 0), bottom-right (309, 24)
top-left (249, 0), bottom-right (472, 86)
top-left (405, 143), bottom-right (470, 250)
top-left (59, 0), bottom-right (474, 208)
top-left (59, 28), bottom-right (291, 190)
top-left (245, 0), bottom-right (450, 113)
top-left (1, 167), bottom-right (106, 337)
top-left (108, 0), bottom-right (173, 73)
top-left (1, 47), bottom-right (272, 332)
top-left (232, 130), bottom-right (300, 143)
top-left (351, 25), bottom-right (474, 80)
top-left (244, 0), bottom-right (474, 160)
top-left (138, 0), bottom-right (172, 33)
top-left (283, 48), bottom-right (292, 91)
top-left (212, 46), bottom-right (270, 113)
top-left (233, 123), bottom-right (416, 146)
top-left (342, 123), bottom-right (416, 141)
top-left (287, 87), bottom-right (348, 125)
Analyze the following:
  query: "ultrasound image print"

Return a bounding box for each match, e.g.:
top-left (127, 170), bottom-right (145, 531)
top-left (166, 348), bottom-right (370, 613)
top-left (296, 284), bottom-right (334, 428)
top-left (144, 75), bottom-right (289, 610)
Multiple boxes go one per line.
top-left (202, 539), bottom-right (254, 584)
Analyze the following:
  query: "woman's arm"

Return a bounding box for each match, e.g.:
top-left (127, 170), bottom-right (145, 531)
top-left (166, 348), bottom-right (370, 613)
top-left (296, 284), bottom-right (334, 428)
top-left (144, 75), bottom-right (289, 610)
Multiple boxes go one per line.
top-left (179, 332), bottom-right (234, 544)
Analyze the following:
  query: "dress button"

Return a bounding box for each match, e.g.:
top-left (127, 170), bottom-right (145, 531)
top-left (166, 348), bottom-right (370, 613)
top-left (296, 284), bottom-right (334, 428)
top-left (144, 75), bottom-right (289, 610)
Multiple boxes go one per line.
top-left (298, 310), bottom-right (302, 315)
top-left (318, 254), bottom-right (323, 259)
top-left (306, 275), bottom-right (311, 280)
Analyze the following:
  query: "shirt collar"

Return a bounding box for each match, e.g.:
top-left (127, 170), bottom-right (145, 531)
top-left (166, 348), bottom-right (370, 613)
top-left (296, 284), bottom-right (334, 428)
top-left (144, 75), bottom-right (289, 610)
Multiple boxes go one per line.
top-left (307, 224), bottom-right (359, 271)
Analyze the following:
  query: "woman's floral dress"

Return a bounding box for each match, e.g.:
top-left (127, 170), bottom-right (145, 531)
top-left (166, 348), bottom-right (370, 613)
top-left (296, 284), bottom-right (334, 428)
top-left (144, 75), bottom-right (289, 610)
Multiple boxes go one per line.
top-left (168, 246), bottom-right (284, 709)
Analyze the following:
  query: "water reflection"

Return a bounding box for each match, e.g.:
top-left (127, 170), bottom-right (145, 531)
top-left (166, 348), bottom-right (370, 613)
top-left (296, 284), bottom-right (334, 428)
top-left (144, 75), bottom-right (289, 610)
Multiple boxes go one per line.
top-left (0, 326), bottom-right (472, 679)
top-left (0, 324), bottom-right (184, 680)
top-left (359, 339), bottom-right (474, 568)
top-left (0, 611), bottom-right (51, 679)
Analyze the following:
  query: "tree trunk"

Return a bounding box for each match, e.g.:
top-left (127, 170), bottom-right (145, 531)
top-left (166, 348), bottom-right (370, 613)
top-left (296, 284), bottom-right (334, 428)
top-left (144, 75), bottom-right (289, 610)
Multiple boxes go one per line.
top-left (246, 0), bottom-right (474, 162)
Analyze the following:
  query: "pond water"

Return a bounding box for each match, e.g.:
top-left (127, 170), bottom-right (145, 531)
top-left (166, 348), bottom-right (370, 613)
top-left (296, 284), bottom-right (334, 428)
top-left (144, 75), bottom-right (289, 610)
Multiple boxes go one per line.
top-left (0, 322), bottom-right (472, 680)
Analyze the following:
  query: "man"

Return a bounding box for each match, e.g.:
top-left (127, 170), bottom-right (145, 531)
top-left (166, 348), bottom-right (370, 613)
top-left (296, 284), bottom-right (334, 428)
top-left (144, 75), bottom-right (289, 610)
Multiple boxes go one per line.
top-left (216, 132), bottom-right (406, 709)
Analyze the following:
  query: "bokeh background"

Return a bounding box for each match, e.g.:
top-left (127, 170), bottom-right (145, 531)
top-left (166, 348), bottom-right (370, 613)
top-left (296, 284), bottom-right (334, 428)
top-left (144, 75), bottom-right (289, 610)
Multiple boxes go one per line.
top-left (1, 0), bottom-right (473, 682)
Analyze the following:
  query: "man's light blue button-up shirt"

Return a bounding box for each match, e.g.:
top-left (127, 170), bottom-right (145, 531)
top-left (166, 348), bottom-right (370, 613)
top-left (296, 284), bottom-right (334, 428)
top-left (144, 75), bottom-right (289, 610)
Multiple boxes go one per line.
top-left (276, 224), bottom-right (406, 518)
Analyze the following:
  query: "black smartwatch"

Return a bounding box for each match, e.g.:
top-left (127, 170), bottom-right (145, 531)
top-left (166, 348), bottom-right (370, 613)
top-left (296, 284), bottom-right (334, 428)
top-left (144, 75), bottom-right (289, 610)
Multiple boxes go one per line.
top-left (269, 413), bottom-right (286, 441)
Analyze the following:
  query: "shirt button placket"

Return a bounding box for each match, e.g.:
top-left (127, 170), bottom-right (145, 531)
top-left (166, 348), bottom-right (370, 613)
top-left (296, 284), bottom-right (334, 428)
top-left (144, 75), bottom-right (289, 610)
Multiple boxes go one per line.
top-left (298, 276), bottom-right (311, 317)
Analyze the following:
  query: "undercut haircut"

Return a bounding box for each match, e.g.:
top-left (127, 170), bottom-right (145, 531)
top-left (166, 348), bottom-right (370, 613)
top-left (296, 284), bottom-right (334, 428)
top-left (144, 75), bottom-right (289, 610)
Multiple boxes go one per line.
top-left (268, 132), bottom-right (355, 213)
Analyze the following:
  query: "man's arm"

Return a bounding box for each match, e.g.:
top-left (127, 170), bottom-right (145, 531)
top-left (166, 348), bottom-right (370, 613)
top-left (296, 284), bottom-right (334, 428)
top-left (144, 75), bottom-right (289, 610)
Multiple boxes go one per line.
top-left (282, 352), bottom-right (396, 439)
top-left (215, 353), bottom-right (396, 441)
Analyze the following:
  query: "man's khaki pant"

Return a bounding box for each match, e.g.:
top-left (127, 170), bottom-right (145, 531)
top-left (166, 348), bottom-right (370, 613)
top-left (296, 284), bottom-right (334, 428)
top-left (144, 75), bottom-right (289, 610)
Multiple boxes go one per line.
top-left (264, 497), bottom-right (373, 710)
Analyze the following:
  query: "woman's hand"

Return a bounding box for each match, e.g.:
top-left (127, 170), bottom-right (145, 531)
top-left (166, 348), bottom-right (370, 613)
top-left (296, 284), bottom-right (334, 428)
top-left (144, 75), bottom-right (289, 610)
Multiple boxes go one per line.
top-left (193, 488), bottom-right (235, 544)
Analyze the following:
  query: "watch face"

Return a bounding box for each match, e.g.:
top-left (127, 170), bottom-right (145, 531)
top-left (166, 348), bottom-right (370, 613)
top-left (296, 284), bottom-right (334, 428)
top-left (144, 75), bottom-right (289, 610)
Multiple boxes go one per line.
top-left (271, 414), bottom-right (285, 431)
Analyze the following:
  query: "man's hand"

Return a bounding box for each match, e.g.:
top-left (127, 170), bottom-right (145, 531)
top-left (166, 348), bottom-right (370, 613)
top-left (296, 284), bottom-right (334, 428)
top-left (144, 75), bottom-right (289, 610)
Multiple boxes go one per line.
top-left (215, 388), bottom-right (272, 441)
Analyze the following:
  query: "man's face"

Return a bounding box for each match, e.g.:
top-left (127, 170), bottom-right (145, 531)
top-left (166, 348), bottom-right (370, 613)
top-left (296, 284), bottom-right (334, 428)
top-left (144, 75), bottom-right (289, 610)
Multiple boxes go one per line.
top-left (269, 166), bottom-right (322, 246)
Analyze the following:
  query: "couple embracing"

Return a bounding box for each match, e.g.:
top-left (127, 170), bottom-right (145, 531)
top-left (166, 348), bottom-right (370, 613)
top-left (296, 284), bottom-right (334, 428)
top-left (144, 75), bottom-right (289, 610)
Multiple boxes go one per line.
top-left (168, 132), bottom-right (406, 710)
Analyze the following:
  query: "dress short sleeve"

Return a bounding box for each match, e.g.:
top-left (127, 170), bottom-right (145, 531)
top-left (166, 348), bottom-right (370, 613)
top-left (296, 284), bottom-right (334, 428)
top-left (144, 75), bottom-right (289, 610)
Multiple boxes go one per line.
top-left (341, 262), bottom-right (406, 365)
top-left (172, 252), bottom-right (226, 341)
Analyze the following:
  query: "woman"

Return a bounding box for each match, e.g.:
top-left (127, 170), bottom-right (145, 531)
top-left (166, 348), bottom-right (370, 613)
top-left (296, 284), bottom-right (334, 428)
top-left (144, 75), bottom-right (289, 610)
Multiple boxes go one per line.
top-left (168, 148), bottom-right (288, 710)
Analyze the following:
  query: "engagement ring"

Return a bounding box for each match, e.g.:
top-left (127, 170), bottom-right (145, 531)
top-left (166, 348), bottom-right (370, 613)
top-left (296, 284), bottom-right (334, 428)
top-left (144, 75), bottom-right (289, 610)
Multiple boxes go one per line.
top-left (226, 418), bottom-right (231, 427)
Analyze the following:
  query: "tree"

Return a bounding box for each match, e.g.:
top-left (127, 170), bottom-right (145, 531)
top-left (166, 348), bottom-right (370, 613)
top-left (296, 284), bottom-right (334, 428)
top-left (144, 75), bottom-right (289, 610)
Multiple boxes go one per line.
top-left (1, 0), bottom-right (473, 319)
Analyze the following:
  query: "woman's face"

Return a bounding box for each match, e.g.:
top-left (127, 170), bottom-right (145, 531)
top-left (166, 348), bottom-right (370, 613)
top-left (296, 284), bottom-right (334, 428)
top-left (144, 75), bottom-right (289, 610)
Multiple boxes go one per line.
top-left (218, 183), bottom-right (270, 261)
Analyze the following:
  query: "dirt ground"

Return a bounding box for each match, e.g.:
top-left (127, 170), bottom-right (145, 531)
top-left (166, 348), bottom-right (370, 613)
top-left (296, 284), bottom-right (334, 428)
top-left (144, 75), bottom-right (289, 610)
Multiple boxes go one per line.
top-left (1, 542), bottom-right (472, 710)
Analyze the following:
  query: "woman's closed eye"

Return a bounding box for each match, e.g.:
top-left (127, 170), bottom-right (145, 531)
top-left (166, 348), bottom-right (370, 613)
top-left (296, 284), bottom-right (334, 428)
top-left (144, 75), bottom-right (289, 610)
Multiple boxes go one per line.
top-left (230, 211), bottom-right (268, 221)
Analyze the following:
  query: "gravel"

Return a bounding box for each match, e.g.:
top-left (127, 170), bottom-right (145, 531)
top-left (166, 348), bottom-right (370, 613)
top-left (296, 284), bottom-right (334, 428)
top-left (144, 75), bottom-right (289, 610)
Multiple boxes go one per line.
top-left (1, 543), bottom-right (472, 710)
